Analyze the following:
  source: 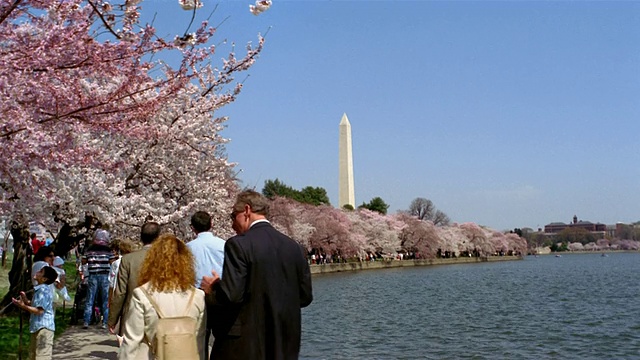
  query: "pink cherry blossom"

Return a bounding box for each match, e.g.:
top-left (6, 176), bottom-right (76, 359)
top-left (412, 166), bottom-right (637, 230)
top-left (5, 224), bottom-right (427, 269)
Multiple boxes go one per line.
top-left (1, 0), bottom-right (263, 239)
top-left (249, 0), bottom-right (272, 16)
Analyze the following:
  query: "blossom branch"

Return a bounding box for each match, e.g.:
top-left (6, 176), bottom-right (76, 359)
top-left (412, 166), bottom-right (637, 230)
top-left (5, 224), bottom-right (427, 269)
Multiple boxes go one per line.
top-left (86, 0), bottom-right (121, 39)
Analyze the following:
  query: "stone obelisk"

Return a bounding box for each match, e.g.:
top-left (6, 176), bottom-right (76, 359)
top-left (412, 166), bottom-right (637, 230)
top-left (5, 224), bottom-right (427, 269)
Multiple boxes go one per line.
top-left (339, 113), bottom-right (355, 208)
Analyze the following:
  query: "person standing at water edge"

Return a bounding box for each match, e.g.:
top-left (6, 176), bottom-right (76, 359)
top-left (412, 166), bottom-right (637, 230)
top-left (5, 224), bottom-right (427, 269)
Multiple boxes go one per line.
top-left (202, 189), bottom-right (313, 360)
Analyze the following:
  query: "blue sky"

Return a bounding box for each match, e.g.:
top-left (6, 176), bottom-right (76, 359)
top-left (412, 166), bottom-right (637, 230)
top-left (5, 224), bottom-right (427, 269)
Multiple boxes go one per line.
top-left (144, 1), bottom-right (640, 231)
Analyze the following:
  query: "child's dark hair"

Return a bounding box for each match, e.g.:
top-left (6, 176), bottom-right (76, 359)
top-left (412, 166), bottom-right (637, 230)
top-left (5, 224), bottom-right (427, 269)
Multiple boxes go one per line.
top-left (34, 246), bottom-right (54, 263)
top-left (41, 266), bottom-right (58, 285)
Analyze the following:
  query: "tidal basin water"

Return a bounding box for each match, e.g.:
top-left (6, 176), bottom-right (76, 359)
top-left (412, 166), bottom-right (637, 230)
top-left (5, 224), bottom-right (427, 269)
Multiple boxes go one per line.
top-left (300, 253), bottom-right (640, 359)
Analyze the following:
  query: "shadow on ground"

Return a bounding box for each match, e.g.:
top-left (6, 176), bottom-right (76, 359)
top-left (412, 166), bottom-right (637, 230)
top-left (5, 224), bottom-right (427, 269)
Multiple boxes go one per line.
top-left (53, 324), bottom-right (118, 360)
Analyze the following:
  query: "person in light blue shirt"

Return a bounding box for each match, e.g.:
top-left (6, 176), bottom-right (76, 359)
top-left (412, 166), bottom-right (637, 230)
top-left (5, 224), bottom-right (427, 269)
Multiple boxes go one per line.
top-left (13, 265), bottom-right (57, 360)
top-left (187, 211), bottom-right (225, 288)
top-left (186, 211), bottom-right (225, 359)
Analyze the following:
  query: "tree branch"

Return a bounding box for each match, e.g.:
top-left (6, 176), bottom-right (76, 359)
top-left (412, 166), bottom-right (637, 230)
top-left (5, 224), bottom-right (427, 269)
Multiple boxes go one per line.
top-left (0, 0), bottom-right (22, 27)
top-left (86, 0), bottom-right (121, 39)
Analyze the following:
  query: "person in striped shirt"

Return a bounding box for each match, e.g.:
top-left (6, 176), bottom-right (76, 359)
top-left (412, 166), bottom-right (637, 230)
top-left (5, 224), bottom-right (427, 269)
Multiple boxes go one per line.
top-left (82, 229), bottom-right (115, 329)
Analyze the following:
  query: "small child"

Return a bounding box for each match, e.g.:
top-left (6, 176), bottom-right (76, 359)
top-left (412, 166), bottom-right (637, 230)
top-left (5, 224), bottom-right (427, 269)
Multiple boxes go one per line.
top-left (52, 256), bottom-right (72, 302)
top-left (12, 266), bottom-right (58, 360)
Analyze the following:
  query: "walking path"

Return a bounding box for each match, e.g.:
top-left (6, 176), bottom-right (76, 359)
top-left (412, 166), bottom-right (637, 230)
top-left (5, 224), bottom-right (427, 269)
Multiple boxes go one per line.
top-left (53, 324), bottom-right (118, 360)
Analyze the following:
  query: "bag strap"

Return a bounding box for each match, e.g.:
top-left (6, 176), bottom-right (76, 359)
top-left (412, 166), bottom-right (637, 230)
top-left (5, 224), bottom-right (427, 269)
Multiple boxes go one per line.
top-left (141, 287), bottom-right (166, 319)
top-left (182, 288), bottom-right (196, 317)
top-left (142, 286), bottom-right (196, 318)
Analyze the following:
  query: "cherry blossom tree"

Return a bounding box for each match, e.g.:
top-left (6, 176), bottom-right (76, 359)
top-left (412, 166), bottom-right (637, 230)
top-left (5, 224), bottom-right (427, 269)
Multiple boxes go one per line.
top-left (270, 198), bottom-right (368, 258)
top-left (487, 230), bottom-right (511, 253)
top-left (39, 83), bottom-right (250, 240)
top-left (0, 0), bottom-right (264, 309)
top-left (1, 0), bottom-right (262, 224)
top-left (568, 242), bottom-right (584, 251)
top-left (459, 222), bottom-right (495, 256)
top-left (611, 239), bottom-right (639, 250)
top-left (435, 225), bottom-right (468, 256)
top-left (502, 232), bottom-right (527, 255)
top-left (269, 197), bottom-right (315, 251)
top-left (301, 204), bottom-right (353, 256)
top-left (596, 238), bottom-right (610, 249)
top-left (396, 212), bottom-right (439, 258)
top-left (346, 209), bottom-right (403, 256)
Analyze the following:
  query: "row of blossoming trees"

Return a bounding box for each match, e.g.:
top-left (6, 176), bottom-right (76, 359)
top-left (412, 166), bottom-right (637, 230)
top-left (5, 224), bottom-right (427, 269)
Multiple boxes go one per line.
top-left (268, 197), bottom-right (527, 260)
top-left (0, 0), bottom-right (266, 308)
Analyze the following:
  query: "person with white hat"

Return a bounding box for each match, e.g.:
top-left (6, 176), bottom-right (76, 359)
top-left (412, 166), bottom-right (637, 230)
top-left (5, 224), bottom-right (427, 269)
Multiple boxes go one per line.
top-left (52, 256), bottom-right (72, 302)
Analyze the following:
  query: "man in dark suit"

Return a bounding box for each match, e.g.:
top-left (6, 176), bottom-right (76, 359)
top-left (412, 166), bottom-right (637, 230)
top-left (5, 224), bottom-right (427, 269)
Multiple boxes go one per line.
top-left (107, 221), bottom-right (161, 344)
top-left (202, 190), bottom-right (313, 360)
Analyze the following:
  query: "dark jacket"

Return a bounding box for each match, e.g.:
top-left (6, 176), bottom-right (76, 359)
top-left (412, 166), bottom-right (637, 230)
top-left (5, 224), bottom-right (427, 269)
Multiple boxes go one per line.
top-left (211, 222), bottom-right (313, 360)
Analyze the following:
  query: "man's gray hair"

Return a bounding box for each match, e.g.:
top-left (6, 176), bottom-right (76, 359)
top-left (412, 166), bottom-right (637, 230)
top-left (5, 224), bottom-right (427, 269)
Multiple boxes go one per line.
top-left (233, 190), bottom-right (270, 216)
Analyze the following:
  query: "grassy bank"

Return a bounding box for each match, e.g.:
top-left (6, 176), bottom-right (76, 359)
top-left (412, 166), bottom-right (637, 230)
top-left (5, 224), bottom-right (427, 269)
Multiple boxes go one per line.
top-left (0, 254), bottom-right (10, 296)
top-left (1, 305), bottom-right (74, 359)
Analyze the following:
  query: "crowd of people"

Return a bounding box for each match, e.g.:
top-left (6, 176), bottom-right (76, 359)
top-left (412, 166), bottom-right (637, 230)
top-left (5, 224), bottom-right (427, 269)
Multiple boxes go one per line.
top-left (15, 190), bottom-right (313, 360)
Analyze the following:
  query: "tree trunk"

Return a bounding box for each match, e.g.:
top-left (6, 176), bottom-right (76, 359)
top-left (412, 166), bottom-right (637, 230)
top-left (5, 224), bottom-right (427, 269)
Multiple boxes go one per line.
top-left (53, 222), bottom-right (81, 257)
top-left (1, 230), bottom-right (9, 268)
top-left (0, 220), bottom-right (32, 314)
top-left (51, 214), bottom-right (100, 258)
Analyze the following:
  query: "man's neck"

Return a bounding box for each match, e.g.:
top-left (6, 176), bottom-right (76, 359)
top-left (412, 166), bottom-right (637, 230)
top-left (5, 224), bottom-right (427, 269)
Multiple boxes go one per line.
top-left (249, 217), bottom-right (269, 228)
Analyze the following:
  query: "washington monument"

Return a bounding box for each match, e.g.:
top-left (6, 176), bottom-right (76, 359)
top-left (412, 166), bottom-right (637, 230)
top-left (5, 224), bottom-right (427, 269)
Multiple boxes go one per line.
top-left (339, 113), bottom-right (355, 208)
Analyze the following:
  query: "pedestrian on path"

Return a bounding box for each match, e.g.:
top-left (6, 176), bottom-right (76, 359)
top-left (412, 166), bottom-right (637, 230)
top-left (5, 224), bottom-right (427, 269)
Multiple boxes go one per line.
top-left (83, 229), bottom-right (115, 329)
top-left (119, 233), bottom-right (206, 360)
top-left (108, 222), bottom-right (161, 342)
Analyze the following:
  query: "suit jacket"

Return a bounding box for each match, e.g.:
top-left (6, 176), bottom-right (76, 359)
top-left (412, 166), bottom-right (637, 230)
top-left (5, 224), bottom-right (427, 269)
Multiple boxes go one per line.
top-left (108, 246), bottom-right (150, 334)
top-left (118, 283), bottom-right (206, 360)
top-left (211, 221), bottom-right (313, 360)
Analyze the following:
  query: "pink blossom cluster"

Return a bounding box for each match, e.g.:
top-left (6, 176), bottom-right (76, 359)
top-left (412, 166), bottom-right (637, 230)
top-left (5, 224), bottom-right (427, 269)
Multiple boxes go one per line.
top-left (249, 0), bottom-right (272, 16)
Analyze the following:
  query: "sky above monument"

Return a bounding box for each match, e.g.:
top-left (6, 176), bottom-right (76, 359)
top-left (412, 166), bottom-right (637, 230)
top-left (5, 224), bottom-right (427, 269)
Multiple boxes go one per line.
top-left (143, 1), bottom-right (639, 231)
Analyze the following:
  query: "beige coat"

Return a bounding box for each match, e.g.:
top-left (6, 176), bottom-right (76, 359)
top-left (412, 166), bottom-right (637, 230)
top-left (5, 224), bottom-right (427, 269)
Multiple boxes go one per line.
top-left (108, 246), bottom-right (150, 335)
top-left (118, 283), bottom-right (206, 360)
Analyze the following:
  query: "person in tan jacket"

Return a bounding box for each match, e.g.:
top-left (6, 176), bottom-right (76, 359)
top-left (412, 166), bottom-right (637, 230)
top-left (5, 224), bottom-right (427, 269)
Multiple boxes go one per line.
top-left (118, 234), bottom-right (206, 360)
top-left (108, 222), bottom-right (161, 339)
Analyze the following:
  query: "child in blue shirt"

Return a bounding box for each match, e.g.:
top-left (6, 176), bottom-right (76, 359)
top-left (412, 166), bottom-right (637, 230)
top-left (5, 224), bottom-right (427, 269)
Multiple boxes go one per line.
top-left (12, 265), bottom-right (58, 360)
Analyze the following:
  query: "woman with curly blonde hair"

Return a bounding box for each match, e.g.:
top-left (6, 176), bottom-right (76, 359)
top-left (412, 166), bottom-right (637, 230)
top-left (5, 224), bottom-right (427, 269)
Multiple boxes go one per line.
top-left (119, 234), bottom-right (206, 360)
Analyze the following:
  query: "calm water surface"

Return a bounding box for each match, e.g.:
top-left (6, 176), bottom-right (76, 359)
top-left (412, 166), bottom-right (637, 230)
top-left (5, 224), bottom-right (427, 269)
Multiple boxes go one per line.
top-left (300, 253), bottom-right (640, 359)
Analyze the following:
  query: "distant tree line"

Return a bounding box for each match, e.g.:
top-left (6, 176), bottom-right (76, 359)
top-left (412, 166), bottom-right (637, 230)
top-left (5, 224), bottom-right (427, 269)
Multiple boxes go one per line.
top-left (515, 223), bottom-right (640, 254)
top-left (259, 179), bottom-right (524, 259)
top-left (263, 179), bottom-right (330, 206)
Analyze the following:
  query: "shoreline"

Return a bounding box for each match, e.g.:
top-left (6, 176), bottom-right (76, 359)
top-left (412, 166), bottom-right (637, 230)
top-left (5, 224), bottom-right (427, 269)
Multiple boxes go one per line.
top-left (309, 255), bottom-right (523, 275)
